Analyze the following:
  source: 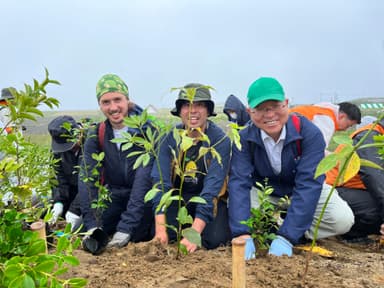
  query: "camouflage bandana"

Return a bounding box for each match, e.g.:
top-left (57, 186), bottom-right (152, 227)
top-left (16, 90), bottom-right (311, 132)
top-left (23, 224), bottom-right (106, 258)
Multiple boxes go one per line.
top-left (96, 74), bottom-right (129, 101)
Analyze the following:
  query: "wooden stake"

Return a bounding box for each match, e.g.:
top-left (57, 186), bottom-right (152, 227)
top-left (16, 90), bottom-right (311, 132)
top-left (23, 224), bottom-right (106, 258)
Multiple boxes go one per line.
top-left (30, 220), bottom-right (47, 253)
top-left (232, 237), bottom-right (246, 288)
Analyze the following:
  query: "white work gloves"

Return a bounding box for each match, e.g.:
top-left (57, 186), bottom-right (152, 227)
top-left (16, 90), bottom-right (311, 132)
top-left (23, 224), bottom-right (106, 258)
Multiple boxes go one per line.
top-left (108, 231), bottom-right (131, 248)
top-left (49, 202), bottom-right (64, 224)
top-left (65, 211), bottom-right (82, 231)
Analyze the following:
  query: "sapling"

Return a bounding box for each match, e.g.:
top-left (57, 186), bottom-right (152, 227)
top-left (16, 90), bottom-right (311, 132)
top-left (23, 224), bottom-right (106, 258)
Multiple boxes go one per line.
top-left (0, 69), bottom-right (87, 287)
top-left (117, 86), bottom-right (233, 258)
top-left (304, 113), bottom-right (384, 279)
top-left (241, 179), bottom-right (288, 254)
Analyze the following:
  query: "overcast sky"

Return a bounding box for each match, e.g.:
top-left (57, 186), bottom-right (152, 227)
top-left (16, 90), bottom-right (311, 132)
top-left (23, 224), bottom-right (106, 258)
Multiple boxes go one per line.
top-left (1, 0), bottom-right (384, 111)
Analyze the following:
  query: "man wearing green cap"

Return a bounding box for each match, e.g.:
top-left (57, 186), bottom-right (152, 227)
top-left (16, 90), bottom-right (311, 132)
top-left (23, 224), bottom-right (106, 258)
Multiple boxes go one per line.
top-left (228, 77), bottom-right (354, 259)
top-left (151, 83), bottom-right (231, 253)
top-left (79, 74), bottom-right (154, 254)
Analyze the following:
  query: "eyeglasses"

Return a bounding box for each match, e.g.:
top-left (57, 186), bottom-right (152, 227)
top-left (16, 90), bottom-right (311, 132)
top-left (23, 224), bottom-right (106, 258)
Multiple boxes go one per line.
top-left (250, 102), bottom-right (287, 115)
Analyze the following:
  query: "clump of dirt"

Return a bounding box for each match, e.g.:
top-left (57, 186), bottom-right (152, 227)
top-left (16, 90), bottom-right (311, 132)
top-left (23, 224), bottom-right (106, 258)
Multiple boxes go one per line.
top-left (68, 237), bottom-right (384, 288)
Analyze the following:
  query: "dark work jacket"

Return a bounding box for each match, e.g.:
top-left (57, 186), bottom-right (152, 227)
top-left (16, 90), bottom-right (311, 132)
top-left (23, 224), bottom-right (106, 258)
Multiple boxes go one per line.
top-left (228, 115), bottom-right (326, 245)
top-left (351, 119), bottom-right (384, 221)
top-left (79, 105), bottom-right (153, 235)
top-left (223, 95), bottom-right (250, 126)
top-left (52, 148), bottom-right (81, 215)
top-left (151, 121), bottom-right (231, 224)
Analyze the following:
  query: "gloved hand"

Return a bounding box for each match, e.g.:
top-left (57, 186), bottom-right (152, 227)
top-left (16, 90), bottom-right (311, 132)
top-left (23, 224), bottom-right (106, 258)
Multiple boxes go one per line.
top-left (1, 191), bottom-right (14, 206)
top-left (65, 211), bottom-right (82, 232)
top-left (82, 227), bottom-right (109, 255)
top-left (49, 202), bottom-right (64, 224)
top-left (107, 231), bottom-right (131, 248)
top-left (268, 235), bottom-right (293, 257)
top-left (244, 237), bottom-right (256, 260)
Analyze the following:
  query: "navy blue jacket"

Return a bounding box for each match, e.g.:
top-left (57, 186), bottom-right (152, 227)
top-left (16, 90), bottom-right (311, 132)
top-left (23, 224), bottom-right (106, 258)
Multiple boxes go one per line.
top-left (228, 115), bottom-right (326, 244)
top-left (52, 149), bottom-right (81, 214)
top-left (223, 95), bottom-right (250, 126)
top-left (79, 105), bottom-right (153, 234)
top-left (151, 121), bottom-right (231, 224)
top-left (352, 119), bottom-right (384, 221)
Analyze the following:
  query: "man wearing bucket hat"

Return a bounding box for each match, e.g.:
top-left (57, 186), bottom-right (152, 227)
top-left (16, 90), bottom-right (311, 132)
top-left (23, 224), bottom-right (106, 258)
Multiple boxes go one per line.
top-left (48, 115), bottom-right (83, 231)
top-left (228, 77), bottom-right (354, 259)
top-left (151, 83), bottom-right (231, 253)
top-left (79, 74), bottom-right (154, 254)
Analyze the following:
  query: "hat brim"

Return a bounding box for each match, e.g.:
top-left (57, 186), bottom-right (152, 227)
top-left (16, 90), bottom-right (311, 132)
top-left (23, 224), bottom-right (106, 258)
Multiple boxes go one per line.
top-left (51, 141), bottom-right (75, 153)
top-left (249, 94), bottom-right (285, 108)
top-left (170, 100), bottom-right (217, 117)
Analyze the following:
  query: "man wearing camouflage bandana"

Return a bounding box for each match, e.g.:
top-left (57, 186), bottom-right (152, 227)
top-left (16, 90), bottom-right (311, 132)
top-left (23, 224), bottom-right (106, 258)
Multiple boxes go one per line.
top-left (79, 73), bottom-right (154, 254)
top-left (96, 74), bottom-right (129, 101)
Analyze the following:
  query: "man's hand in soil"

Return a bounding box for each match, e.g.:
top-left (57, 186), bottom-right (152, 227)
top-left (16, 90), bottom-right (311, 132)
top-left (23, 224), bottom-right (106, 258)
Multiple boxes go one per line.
top-left (268, 235), bottom-right (293, 257)
top-left (181, 237), bottom-right (198, 253)
top-left (154, 215), bottom-right (168, 245)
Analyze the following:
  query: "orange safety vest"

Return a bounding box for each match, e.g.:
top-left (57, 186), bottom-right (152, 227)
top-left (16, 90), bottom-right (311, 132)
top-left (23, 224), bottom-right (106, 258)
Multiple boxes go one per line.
top-left (326, 123), bottom-right (384, 189)
top-left (290, 105), bottom-right (339, 131)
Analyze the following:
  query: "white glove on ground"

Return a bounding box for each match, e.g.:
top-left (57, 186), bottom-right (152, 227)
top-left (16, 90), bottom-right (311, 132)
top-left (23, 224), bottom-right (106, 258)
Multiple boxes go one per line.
top-left (65, 211), bottom-right (83, 231)
top-left (108, 231), bottom-right (131, 248)
top-left (50, 202), bottom-right (64, 224)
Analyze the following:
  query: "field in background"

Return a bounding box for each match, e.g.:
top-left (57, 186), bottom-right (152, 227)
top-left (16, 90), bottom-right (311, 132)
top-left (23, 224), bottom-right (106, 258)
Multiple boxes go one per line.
top-left (25, 107), bottom-right (230, 147)
top-left (24, 99), bottom-right (381, 148)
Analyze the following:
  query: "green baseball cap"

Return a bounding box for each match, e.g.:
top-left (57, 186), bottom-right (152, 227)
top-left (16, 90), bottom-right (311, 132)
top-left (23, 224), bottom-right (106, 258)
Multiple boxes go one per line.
top-left (247, 77), bottom-right (285, 108)
top-left (96, 74), bottom-right (129, 101)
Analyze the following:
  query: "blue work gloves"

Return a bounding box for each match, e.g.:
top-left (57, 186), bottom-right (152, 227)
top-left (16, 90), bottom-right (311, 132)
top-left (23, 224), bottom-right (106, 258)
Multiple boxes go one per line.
top-left (268, 235), bottom-right (293, 257)
top-left (244, 237), bottom-right (256, 260)
top-left (108, 231), bottom-right (131, 248)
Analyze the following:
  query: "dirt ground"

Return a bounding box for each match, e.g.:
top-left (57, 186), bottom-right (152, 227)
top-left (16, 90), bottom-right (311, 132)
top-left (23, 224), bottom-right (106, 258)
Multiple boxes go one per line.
top-left (67, 236), bottom-right (384, 288)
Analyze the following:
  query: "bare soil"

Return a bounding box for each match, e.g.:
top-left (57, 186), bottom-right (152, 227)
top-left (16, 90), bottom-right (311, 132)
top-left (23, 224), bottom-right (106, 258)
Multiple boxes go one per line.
top-left (67, 236), bottom-right (384, 288)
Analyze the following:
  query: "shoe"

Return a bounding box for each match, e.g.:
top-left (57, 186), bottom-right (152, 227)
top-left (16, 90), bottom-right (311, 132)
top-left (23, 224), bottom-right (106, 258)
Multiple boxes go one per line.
top-left (339, 236), bottom-right (375, 245)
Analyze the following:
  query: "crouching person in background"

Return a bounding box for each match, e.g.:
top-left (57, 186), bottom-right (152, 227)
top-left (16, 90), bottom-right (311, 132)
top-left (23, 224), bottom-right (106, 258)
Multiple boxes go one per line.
top-left (48, 115), bottom-right (84, 232)
top-left (326, 117), bottom-right (384, 244)
top-left (79, 74), bottom-right (154, 255)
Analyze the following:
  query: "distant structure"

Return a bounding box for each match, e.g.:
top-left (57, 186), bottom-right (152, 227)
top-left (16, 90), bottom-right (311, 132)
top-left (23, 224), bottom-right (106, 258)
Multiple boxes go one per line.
top-left (357, 98), bottom-right (384, 110)
top-left (146, 104), bottom-right (158, 114)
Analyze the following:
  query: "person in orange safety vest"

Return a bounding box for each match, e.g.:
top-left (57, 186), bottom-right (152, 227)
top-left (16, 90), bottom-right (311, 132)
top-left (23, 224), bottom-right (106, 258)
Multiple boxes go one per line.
top-left (290, 102), bottom-right (361, 149)
top-left (326, 117), bottom-right (384, 244)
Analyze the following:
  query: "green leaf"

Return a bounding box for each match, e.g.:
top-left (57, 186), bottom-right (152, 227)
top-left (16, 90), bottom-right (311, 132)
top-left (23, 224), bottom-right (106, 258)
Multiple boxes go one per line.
top-left (179, 243), bottom-right (188, 255)
top-left (176, 207), bottom-right (188, 222)
top-left (133, 153), bottom-right (145, 169)
top-left (66, 278), bottom-right (88, 287)
top-left (332, 134), bottom-right (353, 145)
top-left (56, 236), bottom-right (68, 253)
top-left (314, 153), bottom-right (340, 178)
top-left (180, 135), bottom-right (194, 152)
top-left (156, 190), bottom-right (173, 213)
top-left (360, 158), bottom-right (384, 170)
top-left (182, 227), bottom-right (202, 247)
top-left (63, 255), bottom-right (80, 266)
top-left (210, 148), bottom-right (222, 165)
top-left (121, 142), bottom-right (134, 151)
top-left (144, 185), bottom-right (161, 202)
top-left (35, 260), bottom-right (56, 273)
top-left (4, 264), bottom-right (23, 278)
top-left (188, 196), bottom-right (207, 205)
